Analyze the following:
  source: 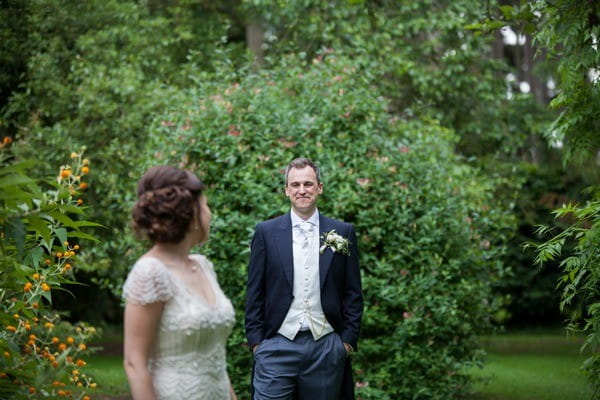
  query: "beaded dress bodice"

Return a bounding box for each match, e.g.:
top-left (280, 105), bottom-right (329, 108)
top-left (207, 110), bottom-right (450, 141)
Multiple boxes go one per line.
top-left (123, 255), bottom-right (235, 400)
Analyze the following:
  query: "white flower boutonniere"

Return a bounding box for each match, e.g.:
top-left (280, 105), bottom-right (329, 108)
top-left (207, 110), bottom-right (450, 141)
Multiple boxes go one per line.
top-left (319, 229), bottom-right (350, 255)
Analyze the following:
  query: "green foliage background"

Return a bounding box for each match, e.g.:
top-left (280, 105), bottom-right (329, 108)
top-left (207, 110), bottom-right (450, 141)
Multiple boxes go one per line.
top-left (1, 0), bottom-right (598, 397)
top-left (137, 52), bottom-right (514, 398)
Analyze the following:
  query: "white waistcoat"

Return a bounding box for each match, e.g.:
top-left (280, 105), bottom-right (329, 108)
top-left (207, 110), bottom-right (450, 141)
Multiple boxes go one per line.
top-left (278, 220), bottom-right (334, 341)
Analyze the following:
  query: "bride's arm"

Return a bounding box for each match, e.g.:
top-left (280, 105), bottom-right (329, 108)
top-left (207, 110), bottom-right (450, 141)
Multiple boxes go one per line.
top-left (123, 301), bottom-right (164, 400)
top-left (228, 375), bottom-right (237, 400)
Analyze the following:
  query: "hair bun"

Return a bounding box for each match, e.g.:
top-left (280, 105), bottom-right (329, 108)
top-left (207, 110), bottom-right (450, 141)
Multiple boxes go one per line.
top-left (131, 166), bottom-right (204, 244)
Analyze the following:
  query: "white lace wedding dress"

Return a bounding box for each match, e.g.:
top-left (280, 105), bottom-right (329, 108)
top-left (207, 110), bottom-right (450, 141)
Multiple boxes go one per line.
top-left (123, 254), bottom-right (235, 400)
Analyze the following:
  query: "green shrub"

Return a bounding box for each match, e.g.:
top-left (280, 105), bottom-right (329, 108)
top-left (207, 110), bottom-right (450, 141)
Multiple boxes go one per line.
top-left (0, 146), bottom-right (101, 399)
top-left (142, 52), bottom-right (514, 399)
top-left (533, 198), bottom-right (600, 395)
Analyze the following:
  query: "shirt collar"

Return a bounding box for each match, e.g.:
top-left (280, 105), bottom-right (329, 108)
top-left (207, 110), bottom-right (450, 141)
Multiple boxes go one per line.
top-left (290, 209), bottom-right (319, 228)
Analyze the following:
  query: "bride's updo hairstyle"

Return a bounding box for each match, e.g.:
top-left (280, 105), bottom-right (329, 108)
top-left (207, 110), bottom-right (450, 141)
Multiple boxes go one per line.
top-left (132, 166), bottom-right (204, 244)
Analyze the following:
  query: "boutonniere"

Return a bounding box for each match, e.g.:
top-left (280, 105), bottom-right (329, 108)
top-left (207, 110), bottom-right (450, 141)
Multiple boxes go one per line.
top-left (319, 229), bottom-right (350, 255)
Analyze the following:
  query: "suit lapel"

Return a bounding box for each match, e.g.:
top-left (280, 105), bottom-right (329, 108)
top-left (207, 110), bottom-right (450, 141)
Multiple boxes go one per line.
top-left (274, 214), bottom-right (294, 288)
top-left (319, 214), bottom-right (335, 289)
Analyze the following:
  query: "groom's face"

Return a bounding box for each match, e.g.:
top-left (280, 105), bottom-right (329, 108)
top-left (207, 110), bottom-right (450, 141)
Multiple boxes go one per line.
top-left (285, 166), bottom-right (323, 218)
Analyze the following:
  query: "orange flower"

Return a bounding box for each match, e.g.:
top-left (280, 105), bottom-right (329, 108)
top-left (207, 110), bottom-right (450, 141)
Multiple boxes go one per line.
top-left (45, 259), bottom-right (52, 265)
top-left (76, 359), bottom-right (86, 367)
top-left (70, 152), bottom-right (78, 159)
top-left (66, 337), bottom-right (74, 345)
top-left (32, 302), bottom-right (39, 309)
top-left (79, 182), bottom-right (88, 190)
top-left (3, 351), bottom-right (10, 357)
top-left (24, 282), bottom-right (33, 292)
top-left (28, 387), bottom-right (36, 394)
top-left (6, 325), bottom-right (16, 332)
top-left (29, 334), bottom-right (36, 340)
top-left (77, 198), bottom-right (83, 205)
top-left (52, 380), bottom-right (61, 387)
top-left (78, 343), bottom-right (86, 351)
top-left (45, 322), bottom-right (54, 329)
top-left (41, 283), bottom-right (51, 292)
top-left (52, 337), bottom-right (59, 344)
top-left (3, 136), bottom-right (12, 145)
top-left (63, 263), bottom-right (72, 271)
top-left (60, 169), bottom-right (71, 179)
top-left (32, 273), bottom-right (40, 280)
top-left (81, 166), bottom-right (90, 175)
top-left (56, 252), bottom-right (63, 258)
top-left (74, 244), bottom-right (80, 250)
top-left (58, 343), bottom-right (67, 351)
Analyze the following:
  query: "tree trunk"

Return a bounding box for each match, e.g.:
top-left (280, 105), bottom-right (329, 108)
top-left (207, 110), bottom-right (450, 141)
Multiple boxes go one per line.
top-left (246, 22), bottom-right (264, 70)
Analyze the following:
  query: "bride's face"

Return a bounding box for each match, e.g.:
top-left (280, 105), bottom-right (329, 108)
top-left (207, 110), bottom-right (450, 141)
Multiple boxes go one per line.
top-left (194, 194), bottom-right (212, 244)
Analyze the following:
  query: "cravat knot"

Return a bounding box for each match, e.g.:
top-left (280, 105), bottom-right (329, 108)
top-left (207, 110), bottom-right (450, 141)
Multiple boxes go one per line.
top-left (296, 221), bottom-right (315, 246)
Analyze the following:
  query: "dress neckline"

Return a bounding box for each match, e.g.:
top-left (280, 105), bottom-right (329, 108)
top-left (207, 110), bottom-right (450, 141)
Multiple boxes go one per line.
top-left (142, 255), bottom-right (218, 308)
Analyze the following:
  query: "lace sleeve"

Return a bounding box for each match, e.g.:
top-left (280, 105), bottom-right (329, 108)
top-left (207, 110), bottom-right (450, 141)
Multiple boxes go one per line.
top-left (123, 258), bottom-right (173, 305)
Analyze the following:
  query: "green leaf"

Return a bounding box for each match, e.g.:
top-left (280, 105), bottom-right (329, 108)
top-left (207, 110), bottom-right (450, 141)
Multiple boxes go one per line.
top-left (499, 5), bottom-right (514, 20)
top-left (5, 217), bottom-right (26, 259)
top-left (47, 210), bottom-right (78, 228)
top-left (68, 231), bottom-right (99, 242)
top-left (0, 174), bottom-right (35, 189)
top-left (27, 215), bottom-right (52, 244)
top-left (54, 227), bottom-right (68, 246)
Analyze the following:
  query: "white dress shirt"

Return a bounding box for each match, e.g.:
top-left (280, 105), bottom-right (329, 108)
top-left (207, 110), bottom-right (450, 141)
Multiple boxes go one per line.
top-left (277, 209), bottom-right (334, 341)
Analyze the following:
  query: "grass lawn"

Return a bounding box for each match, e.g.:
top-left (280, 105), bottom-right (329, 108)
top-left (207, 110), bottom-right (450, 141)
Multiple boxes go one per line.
top-left (84, 330), bottom-right (593, 399)
top-left (470, 331), bottom-right (593, 400)
top-left (85, 354), bottom-right (130, 399)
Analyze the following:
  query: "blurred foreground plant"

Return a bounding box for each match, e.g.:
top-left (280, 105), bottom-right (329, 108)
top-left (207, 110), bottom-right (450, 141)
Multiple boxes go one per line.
top-left (0, 143), bottom-right (102, 399)
top-left (531, 197), bottom-right (600, 395)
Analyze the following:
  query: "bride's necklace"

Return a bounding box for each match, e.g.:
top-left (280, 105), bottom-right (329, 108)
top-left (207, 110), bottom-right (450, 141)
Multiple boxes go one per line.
top-left (187, 258), bottom-right (198, 273)
top-left (155, 253), bottom-right (199, 273)
top-left (177, 256), bottom-right (198, 273)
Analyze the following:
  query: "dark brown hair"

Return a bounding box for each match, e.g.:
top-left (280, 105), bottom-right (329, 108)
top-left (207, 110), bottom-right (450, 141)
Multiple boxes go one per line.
top-left (284, 157), bottom-right (321, 185)
top-left (132, 166), bottom-right (204, 244)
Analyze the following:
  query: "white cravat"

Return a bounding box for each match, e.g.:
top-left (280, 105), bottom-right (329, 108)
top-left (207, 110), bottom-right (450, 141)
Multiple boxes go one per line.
top-left (297, 220), bottom-right (315, 248)
top-left (278, 210), bottom-right (334, 341)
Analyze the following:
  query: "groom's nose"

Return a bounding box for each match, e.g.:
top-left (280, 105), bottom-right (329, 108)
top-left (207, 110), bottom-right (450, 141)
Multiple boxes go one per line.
top-left (298, 184), bottom-right (309, 194)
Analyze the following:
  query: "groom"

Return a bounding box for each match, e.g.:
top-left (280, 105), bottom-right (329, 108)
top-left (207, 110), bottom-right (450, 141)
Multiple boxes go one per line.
top-left (245, 157), bottom-right (363, 400)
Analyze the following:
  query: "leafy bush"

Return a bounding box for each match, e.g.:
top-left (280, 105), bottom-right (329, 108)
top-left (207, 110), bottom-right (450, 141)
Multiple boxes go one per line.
top-left (5, 0), bottom-right (241, 295)
top-left (141, 51), bottom-right (514, 399)
top-left (533, 198), bottom-right (600, 395)
top-left (0, 145), bottom-right (101, 399)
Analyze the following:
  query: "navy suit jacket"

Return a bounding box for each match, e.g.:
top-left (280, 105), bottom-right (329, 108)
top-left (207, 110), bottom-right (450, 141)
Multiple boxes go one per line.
top-left (245, 212), bottom-right (363, 399)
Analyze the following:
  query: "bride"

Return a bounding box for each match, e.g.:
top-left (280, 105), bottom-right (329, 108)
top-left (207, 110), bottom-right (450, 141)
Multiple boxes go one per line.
top-left (123, 165), bottom-right (237, 400)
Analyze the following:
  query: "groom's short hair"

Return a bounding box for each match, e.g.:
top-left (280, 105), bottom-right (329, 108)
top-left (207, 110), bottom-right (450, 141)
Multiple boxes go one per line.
top-left (285, 157), bottom-right (321, 186)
